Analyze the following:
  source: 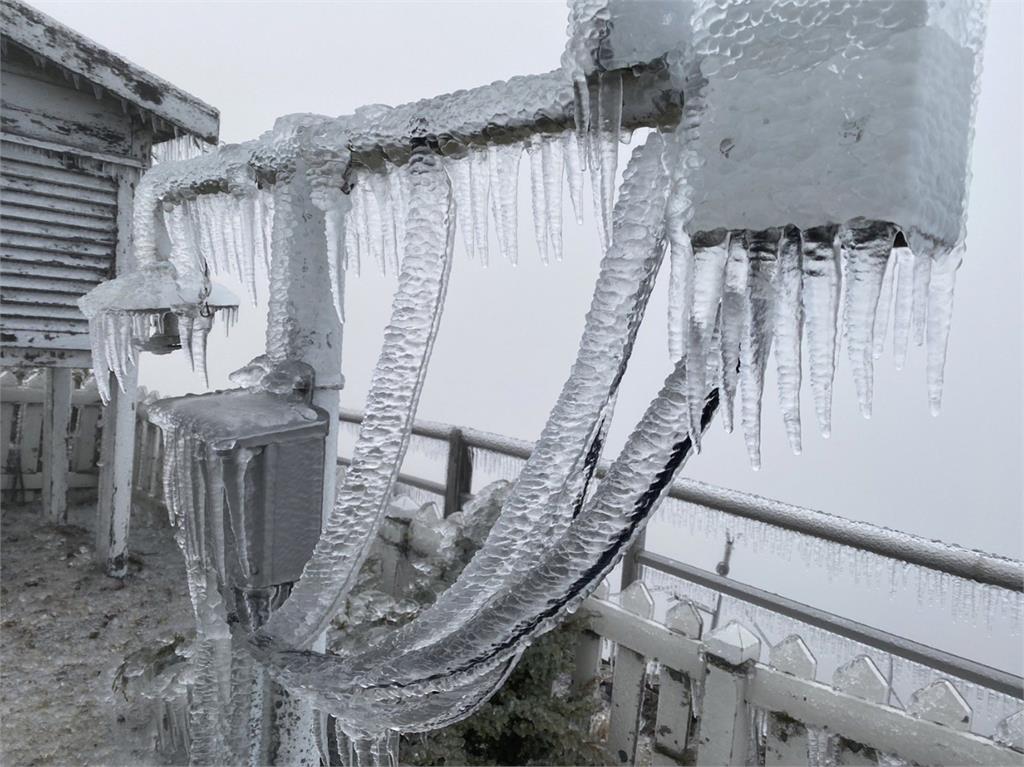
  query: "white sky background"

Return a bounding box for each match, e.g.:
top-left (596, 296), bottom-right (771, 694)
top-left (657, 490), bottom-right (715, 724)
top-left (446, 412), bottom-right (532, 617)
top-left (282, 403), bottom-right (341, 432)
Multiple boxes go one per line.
top-left (33, 1), bottom-right (1023, 671)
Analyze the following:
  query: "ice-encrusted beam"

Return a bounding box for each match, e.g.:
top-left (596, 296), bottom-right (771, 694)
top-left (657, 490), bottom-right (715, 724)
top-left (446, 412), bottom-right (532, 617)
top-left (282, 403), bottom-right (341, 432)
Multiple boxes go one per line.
top-left (344, 64), bottom-right (681, 168)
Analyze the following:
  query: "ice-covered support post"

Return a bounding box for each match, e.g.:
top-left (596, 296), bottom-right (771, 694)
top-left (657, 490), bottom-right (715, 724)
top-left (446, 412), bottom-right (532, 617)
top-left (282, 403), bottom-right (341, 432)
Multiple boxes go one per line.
top-left (696, 620), bottom-right (761, 766)
top-left (249, 153), bottom-right (344, 764)
top-left (608, 581), bottom-right (654, 764)
top-left (654, 600), bottom-right (703, 760)
top-left (763, 635), bottom-right (817, 766)
top-left (40, 367), bottom-right (72, 522)
top-left (262, 154), bottom-right (345, 529)
top-left (95, 167), bottom-right (141, 576)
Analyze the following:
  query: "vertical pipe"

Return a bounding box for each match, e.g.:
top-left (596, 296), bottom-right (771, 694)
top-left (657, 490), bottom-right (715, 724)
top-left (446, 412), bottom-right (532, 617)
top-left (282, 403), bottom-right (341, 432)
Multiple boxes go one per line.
top-left (444, 428), bottom-right (472, 517)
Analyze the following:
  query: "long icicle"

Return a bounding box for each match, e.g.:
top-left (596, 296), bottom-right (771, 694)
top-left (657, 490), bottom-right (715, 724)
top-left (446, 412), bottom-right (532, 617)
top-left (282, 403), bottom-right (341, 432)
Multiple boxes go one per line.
top-left (774, 226), bottom-right (803, 454)
top-left (842, 220), bottom-right (896, 418)
top-left (740, 228), bottom-right (781, 469)
top-left (801, 224), bottom-right (841, 438)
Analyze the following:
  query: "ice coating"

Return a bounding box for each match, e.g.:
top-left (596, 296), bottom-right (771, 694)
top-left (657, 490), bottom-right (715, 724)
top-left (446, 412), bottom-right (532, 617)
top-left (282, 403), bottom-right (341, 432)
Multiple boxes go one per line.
top-left (680, 0), bottom-right (988, 253)
top-left (73, 0), bottom-right (995, 752)
top-left (313, 133), bottom-right (672, 678)
top-left (258, 371), bottom-right (718, 736)
top-left (260, 145), bottom-right (456, 650)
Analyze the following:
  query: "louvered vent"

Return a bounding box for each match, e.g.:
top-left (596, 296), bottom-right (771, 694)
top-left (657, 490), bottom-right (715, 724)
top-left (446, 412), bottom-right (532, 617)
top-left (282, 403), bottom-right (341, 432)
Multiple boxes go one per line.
top-left (0, 138), bottom-right (116, 354)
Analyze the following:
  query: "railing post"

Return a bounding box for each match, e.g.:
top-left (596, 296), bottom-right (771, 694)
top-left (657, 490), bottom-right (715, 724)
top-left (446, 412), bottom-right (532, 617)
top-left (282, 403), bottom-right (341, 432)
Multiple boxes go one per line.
top-left (444, 427), bottom-right (472, 517)
top-left (655, 600), bottom-right (703, 760)
top-left (696, 621), bottom-right (761, 766)
top-left (41, 367), bottom-right (72, 522)
top-left (620, 531), bottom-right (646, 590)
top-left (608, 582), bottom-right (654, 764)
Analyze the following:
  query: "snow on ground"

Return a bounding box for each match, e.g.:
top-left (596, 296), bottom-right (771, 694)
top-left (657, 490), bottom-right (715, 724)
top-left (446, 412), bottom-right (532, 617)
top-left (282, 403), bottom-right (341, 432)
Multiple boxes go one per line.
top-left (1, 499), bottom-right (192, 767)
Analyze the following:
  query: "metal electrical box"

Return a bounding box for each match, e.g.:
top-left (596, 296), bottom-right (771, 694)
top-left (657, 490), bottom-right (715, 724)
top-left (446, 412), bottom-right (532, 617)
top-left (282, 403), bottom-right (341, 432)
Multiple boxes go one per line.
top-left (149, 389), bottom-right (329, 590)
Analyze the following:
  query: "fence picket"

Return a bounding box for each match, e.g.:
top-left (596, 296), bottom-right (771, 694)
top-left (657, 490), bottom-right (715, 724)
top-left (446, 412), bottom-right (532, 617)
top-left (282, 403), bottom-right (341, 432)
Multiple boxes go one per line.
top-left (907, 680), bottom-right (972, 731)
top-left (696, 621), bottom-right (761, 766)
top-left (608, 582), bottom-right (654, 764)
top-left (654, 600), bottom-right (702, 761)
top-left (764, 635), bottom-right (817, 766)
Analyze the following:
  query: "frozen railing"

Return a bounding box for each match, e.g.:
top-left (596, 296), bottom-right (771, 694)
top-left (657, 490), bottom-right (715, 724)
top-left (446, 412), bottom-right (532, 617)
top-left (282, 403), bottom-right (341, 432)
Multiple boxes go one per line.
top-left (331, 476), bottom-right (1024, 765)
top-left (333, 409), bottom-right (1024, 717)
top-left (576, 581), bottom-right (1022, 765)
top-left (0, 369), bottom-right (102, 501)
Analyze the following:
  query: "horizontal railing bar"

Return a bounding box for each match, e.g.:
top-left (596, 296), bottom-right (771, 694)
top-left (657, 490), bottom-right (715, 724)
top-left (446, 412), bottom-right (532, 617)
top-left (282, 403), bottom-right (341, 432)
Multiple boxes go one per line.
top-left (336, 455), bottom-right (446, 498)
top-left (337, 409), bottom-right (1023, 593)
top-left (637, 550), bottom-right (1023, 699)
top-left (662, 481), bottom-right (1023, 593)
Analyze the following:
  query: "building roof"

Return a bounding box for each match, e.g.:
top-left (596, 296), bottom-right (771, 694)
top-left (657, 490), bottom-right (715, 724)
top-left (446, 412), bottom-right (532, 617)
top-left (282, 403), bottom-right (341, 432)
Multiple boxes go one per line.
top-left (0, 0), bottom-right (219, 144)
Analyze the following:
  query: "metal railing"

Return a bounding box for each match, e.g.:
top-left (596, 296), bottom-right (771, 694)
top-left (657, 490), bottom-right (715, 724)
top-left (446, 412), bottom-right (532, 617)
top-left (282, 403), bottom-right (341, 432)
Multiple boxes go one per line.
top-left (337, 408), bottom-right (1024, 700)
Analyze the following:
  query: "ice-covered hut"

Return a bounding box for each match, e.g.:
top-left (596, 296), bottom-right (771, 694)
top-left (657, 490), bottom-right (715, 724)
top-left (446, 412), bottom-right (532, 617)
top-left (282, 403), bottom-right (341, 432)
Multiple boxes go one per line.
top-left (0, 0), bottom-right (218, 569)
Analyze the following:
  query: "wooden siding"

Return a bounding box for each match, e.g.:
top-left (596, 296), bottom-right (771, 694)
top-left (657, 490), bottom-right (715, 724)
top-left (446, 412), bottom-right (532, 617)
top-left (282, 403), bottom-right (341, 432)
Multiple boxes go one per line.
top-left (1, 138), bottom-right (117, 356)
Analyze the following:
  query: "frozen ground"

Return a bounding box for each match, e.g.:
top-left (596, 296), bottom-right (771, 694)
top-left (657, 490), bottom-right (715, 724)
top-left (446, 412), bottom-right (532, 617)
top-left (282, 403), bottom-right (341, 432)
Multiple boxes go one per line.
top-left (0, 499), bottom-right (193, 767)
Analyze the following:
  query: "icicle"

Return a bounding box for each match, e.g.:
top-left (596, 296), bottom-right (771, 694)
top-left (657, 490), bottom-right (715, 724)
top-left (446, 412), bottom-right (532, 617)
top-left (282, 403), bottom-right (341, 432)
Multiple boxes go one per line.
top-left (325, 201), bottom-right (349, 323)
top-left (192, 311), bottom-right (214, 387)
top-left (666, 228), bottom-right (693, 362)
top-left (687, 229), bottom-right (730, 448)
top-left (361, 173), bottom-right (387, 274)
top-left (873, 241), bottom-right (896, 361)
top-left (179, 311), bottom-right (196, 371)
top-left (236, 195), bottom-right (259, 304)
top-left (801, 224), bottom-right (841, 438)
top-left (487, 144), bottom-right (522, 265)
top-left (926, 249), bottom-right (961, 416)
top-left (774, 226), bottom-right (803, 454)
top-left (720, 232), bottom-right (749, 432)
top-left (740, 228), bottom-right (781, 469)
top-left (541, 136), bottom-right (564, 261)
top-left (912, 246), bottom-right (932, 347)
top-left (369, 171), bottom-right (398, 275)
top-left (562, 131), bottom-right (585, 225)
top-left (891, 239), bottom-right (915, 369)
top-left (571, 75), bottom-right (591, 175)
top-left (589, 72), bottom-right (622, 251)
top-left (344, 207), bottom-right (362, 276)
top-left (526, 136), bottom-right (550, 264)
top-left (841, 220), bottom-right (896, 418)
top-left (349, 175), bottom-right (372, 272)
top-left (445, 154), bottom-right (476, 260)
top-left (467, 148), bottom-right (490, 266)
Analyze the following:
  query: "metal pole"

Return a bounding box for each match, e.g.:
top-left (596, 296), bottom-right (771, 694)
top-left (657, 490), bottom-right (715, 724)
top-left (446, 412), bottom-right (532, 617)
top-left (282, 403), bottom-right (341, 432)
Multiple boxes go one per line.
top-left (444, 428), bottom-right (472, 517)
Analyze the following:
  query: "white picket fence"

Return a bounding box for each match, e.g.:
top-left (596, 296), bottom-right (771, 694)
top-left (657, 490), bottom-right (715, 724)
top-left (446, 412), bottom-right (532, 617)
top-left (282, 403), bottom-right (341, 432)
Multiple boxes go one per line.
top-left (1, 373), bottom-right (166, 510)
top-left (575, 581), bottom-right (1022, 765)
top-left (0, 370), bottom-right (103, 500)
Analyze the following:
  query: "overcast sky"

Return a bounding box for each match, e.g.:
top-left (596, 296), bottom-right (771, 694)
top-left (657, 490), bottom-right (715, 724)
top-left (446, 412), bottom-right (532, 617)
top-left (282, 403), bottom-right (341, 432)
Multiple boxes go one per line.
top-left (30, 1), bottom-right (1023, 667)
